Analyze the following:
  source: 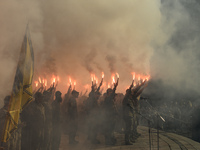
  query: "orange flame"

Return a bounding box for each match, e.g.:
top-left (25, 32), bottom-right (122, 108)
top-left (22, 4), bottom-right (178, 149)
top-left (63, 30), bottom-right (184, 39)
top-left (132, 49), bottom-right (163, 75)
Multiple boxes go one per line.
top-left (138, 75), bottom-right (141, 81)
top-left (45, 79), bottom-right (47, 87)
top-left (38, 77), bottom-right (41, 83)
top-left (146, 75), bottom-right (150, 81)
top-left (96, 78), bottom-right (98, 84)
top-left (91, 74), bottom-right (94, 82)
top-left (74, 81), bottom-right (76, 86)
top-left (42, 79), bottom-right (45, 84)
top-left (35, 81), bottom-right (38, 87)
top-left (102, 72), bottom-right (104, 78)
top-left (52, 78), bottom-right (56, 84)
top-left (132, 72), bottom-right (135, 80)
top-left (112, 76), bottom-right (115, 84)
top-left (69, 77), bottom-right (72, 85)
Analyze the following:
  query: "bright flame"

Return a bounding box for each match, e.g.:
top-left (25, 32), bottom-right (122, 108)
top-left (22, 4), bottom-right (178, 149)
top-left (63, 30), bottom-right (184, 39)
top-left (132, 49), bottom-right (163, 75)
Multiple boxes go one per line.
top-left (74, 81), bottom-right (76, 86)
top-left (134, 82), bottom-right (136, 87)
top-left (69, 77), bottom-right (72, 85)
top-left (96, 79), bottom-right (98, 84)
top-left (42, 79), bottom-right (45, 84)
top-left (132, 72), bottom-right (135, 80)
top-left (112, 76), bottom-right (115, 84)
top-left (146, 75), bottom-right (150, 81)
top-left (138, 75), bottom-right (141, 81)
top-left (35, 81), bottom-right (38, 87)
top-left (38, 77), bottom-right (41, 83)
top-left (91, 74), bottom-right (94, 82)
top-left (45, 79), bottom-right (47, 87)
top-left (52, 78), bottom-right (56, 84)
top-left (102, 72), bottom-right (104, 78)
top-left (116, 73), bottom-right (119, 78)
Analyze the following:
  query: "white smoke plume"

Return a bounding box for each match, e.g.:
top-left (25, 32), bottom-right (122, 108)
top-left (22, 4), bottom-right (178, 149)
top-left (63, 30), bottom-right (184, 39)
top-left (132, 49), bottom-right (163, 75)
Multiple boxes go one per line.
top-left (1, 0), bottom-right (199, 106)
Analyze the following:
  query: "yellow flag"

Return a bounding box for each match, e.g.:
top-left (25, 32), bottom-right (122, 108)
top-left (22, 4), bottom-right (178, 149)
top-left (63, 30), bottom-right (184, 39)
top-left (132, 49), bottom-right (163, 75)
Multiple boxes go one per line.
top-left (1, 26), bottom-right (34, 142)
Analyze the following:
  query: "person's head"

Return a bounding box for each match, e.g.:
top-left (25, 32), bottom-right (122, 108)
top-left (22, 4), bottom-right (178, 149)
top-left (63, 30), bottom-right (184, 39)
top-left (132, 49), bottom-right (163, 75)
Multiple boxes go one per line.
top-left (4, 95), bottom-right (10, 107)
top-left (55, 91), bottom-right (62, 102)
top-left (35, 92), bottom-right (43, 103)
top-left (95, 91), bottom-right (101, 99)
top-left (126, 89), bottom-right (130, 94)
top-left (55, 91), bottom-right (61, 98)
top-left (106, 88), bottom-right (113, 95)
top-left (72, 90), bottom-right (79, 98)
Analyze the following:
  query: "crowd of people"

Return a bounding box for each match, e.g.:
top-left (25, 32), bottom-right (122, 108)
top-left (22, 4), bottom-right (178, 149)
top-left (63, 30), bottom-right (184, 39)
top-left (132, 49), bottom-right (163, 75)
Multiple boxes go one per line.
top-left (1, 76), bottom-right (200, 150)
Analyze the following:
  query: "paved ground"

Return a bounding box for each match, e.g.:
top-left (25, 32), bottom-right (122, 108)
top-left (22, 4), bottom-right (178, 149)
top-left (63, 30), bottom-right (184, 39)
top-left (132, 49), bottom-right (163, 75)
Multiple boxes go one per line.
top-left (59, 126), bottom-right (200, 150)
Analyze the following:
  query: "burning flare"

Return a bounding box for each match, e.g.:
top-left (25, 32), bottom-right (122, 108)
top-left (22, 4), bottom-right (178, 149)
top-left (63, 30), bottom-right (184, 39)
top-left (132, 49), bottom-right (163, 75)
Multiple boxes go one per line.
top-left (35, 81), bottom-right (38, 87)
top-left (38, 77), bottom-right (41, 83)
top-left (102, 72), bottom-right (104, 79)
top-left (112, 75), bottom-right (115, 84)
top-left (69, 77), bottom-right (72, 85)
top-left (132, 72), bottom-right (135, 80)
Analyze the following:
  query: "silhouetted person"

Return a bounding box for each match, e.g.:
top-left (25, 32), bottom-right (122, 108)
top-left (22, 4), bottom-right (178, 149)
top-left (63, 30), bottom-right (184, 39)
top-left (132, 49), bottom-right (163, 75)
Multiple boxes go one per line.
top-left (42, 90), bottom-right (53, 150)
top-left (68, 90), bottom-right (79, 145)
top-left (21, 92), bottom-right (45, 150)
top-left (52, 91), bottom-right (62, 150)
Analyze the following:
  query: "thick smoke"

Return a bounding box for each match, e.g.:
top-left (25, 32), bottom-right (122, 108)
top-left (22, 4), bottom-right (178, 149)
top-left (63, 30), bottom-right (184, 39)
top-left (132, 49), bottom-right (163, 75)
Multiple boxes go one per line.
top-left (148, 0), bottom-right (200, 102)
top-left (1, 0), bottom-right (199, 107)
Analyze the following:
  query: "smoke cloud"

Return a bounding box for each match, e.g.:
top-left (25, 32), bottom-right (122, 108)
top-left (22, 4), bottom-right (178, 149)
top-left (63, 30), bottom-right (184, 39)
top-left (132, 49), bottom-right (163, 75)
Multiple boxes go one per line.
top-left (1, 0), bottom-right (199, 106)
